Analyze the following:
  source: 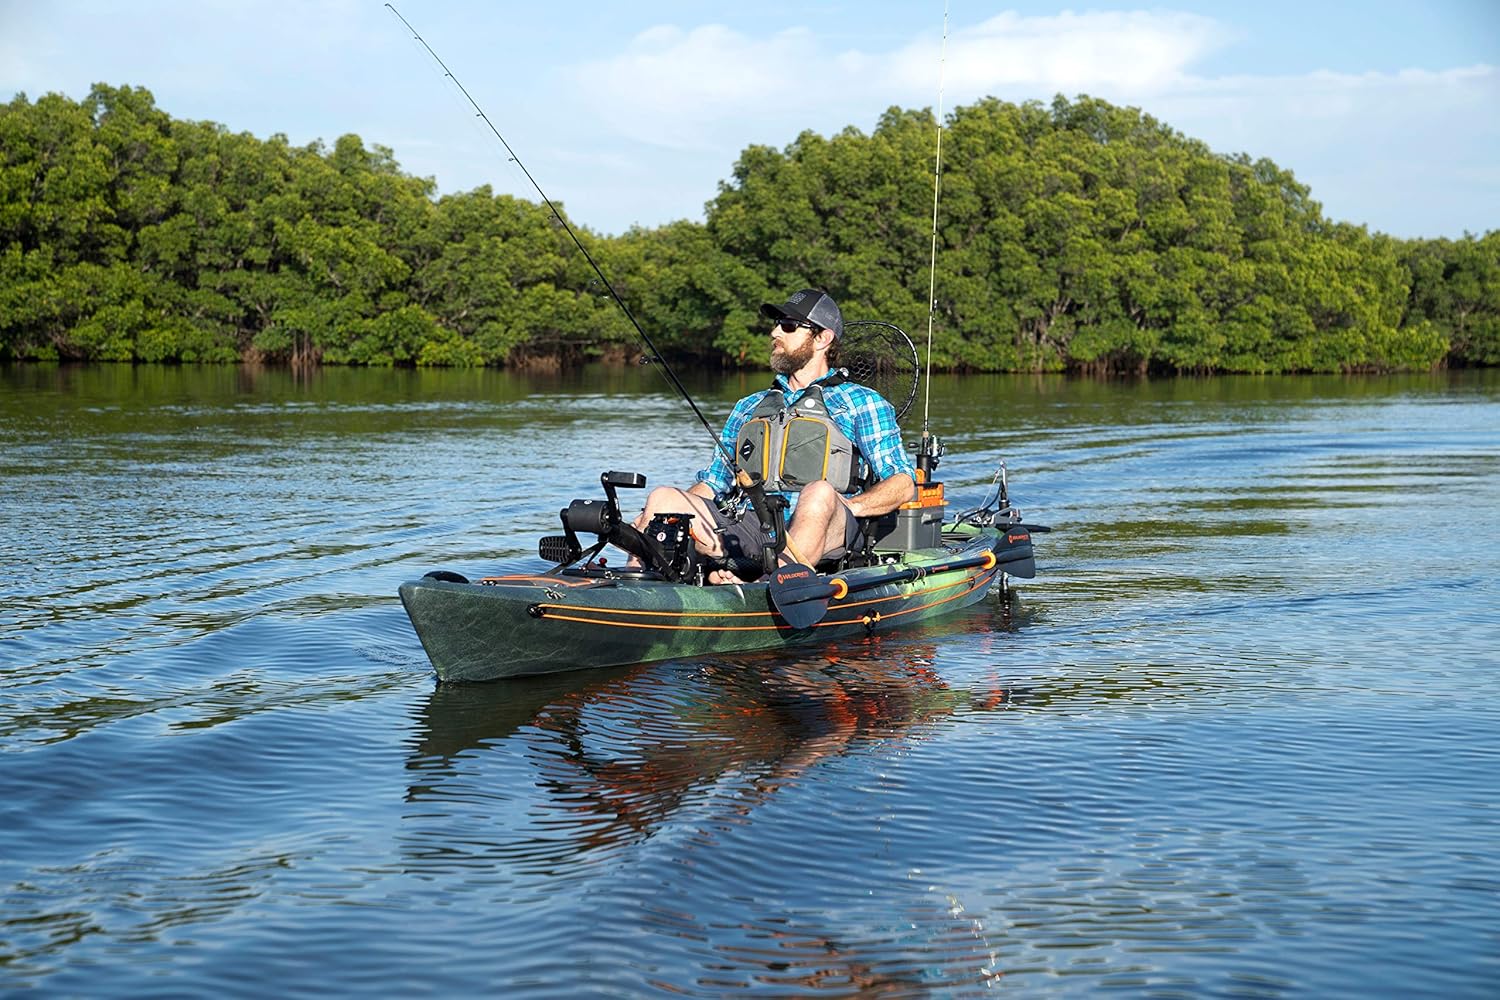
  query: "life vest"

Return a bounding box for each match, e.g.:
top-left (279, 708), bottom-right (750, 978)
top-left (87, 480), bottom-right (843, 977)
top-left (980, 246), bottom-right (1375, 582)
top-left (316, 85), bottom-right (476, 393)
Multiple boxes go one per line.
top-left (735, 383), bottom-right (862, 493)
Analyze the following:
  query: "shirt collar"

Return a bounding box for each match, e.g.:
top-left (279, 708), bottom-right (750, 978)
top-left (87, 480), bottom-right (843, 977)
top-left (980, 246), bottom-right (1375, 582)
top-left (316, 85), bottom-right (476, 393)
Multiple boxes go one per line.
top-left (774, 370), bottom-right (840, 395)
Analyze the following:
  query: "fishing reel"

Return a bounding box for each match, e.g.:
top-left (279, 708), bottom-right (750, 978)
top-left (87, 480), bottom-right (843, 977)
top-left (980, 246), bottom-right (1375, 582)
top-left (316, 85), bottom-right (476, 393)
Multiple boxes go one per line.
top-left (912, 431), bottom-right (944, 480)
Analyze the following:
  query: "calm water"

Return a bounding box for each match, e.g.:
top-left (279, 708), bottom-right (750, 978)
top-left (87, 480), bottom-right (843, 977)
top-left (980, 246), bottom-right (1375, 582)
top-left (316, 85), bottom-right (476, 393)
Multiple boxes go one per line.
top-left (2, 364), bottom-right (1497, 996)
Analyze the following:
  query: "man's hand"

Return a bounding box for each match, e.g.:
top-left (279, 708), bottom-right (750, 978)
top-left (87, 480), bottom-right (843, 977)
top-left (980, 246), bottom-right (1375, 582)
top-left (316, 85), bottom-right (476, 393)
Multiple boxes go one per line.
top-left (845, 472), bottom-right (915, 520)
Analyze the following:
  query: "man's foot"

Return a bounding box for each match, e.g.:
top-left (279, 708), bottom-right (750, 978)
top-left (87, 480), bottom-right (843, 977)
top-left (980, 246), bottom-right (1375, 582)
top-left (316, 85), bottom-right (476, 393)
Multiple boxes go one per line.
top-left (705, 554), bottom-right (807, 586)
top-left (707, 568), bottom-right (752, 585)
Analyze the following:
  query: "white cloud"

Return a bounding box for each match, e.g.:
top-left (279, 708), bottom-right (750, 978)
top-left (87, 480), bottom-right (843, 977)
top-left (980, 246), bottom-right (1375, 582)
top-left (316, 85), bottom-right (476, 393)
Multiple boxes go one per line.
top-left (574, 10), bottom-right (1233, 144)
top-left (1140, 63), bottom-right (1498, 156)
top-left (576, 24), bottom-right (798, 142)
top-left (1154, 64), bottom-right (1500, 235)
top-left (4, 3), bottom-right (1490, 236)
top-left (899, 10), bottom-right (1232, 95)
top-left (565, 10), bottom-right (1497, 236)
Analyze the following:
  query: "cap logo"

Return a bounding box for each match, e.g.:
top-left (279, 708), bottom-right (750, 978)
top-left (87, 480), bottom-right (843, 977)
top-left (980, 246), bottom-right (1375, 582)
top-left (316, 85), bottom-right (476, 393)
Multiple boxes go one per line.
top-left (787, 291), bottom-right (807, 305)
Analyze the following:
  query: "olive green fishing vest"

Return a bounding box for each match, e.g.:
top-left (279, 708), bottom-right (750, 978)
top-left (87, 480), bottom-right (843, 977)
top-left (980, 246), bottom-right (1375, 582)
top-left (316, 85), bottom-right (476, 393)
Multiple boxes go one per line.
top-left (735, 384), bottom-right (861, 493)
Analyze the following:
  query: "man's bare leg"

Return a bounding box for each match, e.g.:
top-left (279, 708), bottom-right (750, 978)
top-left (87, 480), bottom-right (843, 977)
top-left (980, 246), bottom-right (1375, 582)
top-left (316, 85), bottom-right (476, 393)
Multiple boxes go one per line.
top-left (705, 480), bottom-right (850, 585)
top-left (781, 480), bottom-right (850, 568)
top-left (627, 486), bottom-right (725, 567)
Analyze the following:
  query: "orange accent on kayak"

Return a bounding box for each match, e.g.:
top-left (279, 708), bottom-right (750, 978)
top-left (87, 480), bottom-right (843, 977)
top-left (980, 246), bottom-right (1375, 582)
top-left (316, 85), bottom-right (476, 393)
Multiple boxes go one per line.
top-left (830, 578), bottom-right (849, 600)
top-left (531, 568), bottom-right (997, 632)
top-left (478, 575), bottom-right (597, 586)
top-left (537, 603), bottom-right (776, 619)
top-left (536, 570), bottom-right (978, 620)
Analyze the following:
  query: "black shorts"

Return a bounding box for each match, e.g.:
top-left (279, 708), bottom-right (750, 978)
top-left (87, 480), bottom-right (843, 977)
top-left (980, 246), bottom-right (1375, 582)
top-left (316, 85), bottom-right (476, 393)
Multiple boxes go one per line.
top-left (707, 499), bottom-right (864, 574)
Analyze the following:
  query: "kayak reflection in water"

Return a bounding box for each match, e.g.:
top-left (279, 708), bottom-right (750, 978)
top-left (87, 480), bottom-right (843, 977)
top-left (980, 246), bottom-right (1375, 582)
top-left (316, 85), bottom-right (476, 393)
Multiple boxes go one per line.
top-left (406, 637), bottom-right (1019, 867)
top-left (630, 289), bottom-right (916, 584)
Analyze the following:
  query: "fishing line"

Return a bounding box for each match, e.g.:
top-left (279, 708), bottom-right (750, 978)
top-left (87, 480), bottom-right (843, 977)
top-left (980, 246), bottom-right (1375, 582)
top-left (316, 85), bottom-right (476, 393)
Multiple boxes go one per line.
top-left (384, 3), bottom-right (738, 472)
top-left (921, 2), bottom-right (949, 443)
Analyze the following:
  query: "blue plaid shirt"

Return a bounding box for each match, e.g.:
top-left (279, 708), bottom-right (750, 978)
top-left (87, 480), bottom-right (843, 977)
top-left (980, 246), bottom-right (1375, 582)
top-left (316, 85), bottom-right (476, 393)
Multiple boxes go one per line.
top-left (696, 371), bottom-right (914, 507)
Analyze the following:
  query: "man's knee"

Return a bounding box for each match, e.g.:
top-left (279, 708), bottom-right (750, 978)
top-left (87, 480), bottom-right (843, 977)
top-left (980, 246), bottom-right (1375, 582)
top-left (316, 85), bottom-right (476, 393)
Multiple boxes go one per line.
top-left (803, 480), bottom-right (836, 498)
top-left (645, 485), bottom-right (680, 504)
top-left (639, 487), bottom-right (721, 554)
top-left (642, 486), bottom-right (690, 514)
top-left (796, 480), bottom-right (839, 519)
top-left (636, 486), bottom-right (683, 532)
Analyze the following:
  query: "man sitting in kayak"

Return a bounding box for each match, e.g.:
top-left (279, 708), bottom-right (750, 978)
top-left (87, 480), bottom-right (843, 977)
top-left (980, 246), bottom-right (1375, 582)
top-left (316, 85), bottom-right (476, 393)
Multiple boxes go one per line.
top-left (632, 289), bottom-right (916, 585)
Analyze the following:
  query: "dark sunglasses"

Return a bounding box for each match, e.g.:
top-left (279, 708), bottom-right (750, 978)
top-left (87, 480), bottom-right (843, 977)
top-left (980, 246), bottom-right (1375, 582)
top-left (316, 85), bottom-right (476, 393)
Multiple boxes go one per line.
top-left (775, 319), bottom-right (819, 335)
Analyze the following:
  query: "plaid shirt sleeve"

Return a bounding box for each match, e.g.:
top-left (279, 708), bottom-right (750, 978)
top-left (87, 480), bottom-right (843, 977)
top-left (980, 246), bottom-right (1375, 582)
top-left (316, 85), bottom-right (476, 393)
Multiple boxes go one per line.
top-left (830, 384), bottom-right (915, 485)
top-left (695, 391), bottom-right (766, 498)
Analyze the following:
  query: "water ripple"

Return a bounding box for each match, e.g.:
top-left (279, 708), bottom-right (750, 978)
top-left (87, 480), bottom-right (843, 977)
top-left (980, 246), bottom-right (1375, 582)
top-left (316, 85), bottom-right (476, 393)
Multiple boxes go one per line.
top-left (3, 368), bottom-right (1499, 995)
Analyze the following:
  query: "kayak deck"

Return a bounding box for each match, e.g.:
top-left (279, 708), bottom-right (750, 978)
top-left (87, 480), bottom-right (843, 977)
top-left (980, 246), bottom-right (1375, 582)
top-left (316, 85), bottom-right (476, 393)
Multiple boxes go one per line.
top-left (400, 526), bottom-right (1018, 682)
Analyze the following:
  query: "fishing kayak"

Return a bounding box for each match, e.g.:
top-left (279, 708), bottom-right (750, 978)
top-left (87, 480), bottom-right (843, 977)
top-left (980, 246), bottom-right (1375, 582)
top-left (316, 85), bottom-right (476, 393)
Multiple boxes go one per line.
top-left (399, 519), bottom-right (1035, 682)
top-left (398, 320), bottom-right (1044, 683)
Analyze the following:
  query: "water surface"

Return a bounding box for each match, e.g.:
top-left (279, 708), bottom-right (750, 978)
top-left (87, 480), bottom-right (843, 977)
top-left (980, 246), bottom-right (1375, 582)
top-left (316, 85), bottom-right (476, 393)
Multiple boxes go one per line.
top-left (2, 365), bottom-right (1497, 995)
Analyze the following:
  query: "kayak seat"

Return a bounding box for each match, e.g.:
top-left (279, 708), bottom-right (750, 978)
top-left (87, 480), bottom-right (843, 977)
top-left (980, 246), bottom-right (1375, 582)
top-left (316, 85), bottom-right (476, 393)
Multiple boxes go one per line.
top-left (820, 532), bottom-right (883, 574)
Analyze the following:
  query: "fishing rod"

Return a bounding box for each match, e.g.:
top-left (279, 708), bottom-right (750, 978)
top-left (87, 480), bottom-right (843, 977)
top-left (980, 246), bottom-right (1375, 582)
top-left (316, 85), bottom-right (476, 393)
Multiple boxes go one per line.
top-left (918, 1), bottom-right (949, 472)
top-left (384, 3), bottom-right (740, 476)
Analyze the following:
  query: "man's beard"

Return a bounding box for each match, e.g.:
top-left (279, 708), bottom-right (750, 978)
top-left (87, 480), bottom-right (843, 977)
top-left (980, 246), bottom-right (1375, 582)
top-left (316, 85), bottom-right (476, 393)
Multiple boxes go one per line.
top-left (770, 338), bottom-right (815, 375)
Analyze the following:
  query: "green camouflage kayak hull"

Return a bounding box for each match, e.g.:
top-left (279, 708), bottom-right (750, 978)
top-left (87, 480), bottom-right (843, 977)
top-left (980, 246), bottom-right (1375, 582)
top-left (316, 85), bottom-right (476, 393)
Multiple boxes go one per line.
top-left (400, 523), bottom-right (1033, 682)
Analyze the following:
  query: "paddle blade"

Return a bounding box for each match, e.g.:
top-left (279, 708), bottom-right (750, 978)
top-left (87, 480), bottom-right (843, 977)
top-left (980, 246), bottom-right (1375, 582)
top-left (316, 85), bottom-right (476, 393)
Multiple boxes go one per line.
top-left (767, 563), bottom-right (835, 629)
top-left (994, 527), bottom-right (1037, 579)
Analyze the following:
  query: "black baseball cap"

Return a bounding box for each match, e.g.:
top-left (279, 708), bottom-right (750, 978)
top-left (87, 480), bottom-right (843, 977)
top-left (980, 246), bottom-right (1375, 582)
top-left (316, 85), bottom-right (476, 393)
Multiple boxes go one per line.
top-left (760, 289), bottom-right (843, 339)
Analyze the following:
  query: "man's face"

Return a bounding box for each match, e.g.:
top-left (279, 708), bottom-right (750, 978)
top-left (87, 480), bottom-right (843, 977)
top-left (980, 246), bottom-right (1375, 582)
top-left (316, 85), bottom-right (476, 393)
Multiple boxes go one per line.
top-left (770, 321), bottom-right (818, 374)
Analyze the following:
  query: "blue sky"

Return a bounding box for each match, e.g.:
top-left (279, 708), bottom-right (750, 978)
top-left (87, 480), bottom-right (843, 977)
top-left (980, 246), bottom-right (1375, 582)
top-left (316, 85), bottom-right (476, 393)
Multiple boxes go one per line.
top-left (2, 1), bottom-right (1496, 238)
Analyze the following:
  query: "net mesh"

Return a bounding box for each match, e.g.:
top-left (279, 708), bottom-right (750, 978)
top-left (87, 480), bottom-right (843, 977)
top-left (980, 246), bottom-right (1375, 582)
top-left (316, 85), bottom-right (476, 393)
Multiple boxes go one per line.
top-left (839, 320), bottom-right (920, 422)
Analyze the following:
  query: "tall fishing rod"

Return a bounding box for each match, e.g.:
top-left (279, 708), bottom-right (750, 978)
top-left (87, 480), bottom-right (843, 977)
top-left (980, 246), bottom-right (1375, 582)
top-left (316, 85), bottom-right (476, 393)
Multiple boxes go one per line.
top-left (384, 4), bottom-right (739, 474)
top-left (919, 1), bottom-right (949, 462)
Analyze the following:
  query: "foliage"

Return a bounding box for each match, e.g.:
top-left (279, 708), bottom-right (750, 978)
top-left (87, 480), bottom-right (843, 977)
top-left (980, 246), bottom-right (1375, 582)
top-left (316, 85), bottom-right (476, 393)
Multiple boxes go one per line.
top-left (1399, 232), bottom-right (1500, 366)
top-left (0, 85), bottom-right (1493, 372)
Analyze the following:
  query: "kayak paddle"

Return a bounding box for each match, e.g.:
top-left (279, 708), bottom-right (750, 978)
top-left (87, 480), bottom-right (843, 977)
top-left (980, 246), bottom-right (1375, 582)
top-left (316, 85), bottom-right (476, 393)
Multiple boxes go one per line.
top-left (769, 526), bottom-right (1037, 629)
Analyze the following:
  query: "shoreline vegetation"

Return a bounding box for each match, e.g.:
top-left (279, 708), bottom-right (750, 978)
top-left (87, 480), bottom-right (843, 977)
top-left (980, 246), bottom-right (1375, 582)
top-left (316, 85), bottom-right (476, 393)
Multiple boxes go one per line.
top-left (2, 84), bottom-right (1496, 374)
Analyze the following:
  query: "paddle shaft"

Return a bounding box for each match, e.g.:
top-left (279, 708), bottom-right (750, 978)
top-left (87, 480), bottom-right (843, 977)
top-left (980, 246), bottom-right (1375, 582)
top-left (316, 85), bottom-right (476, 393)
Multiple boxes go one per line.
top-left (797, 550), bottom-right (997, 604)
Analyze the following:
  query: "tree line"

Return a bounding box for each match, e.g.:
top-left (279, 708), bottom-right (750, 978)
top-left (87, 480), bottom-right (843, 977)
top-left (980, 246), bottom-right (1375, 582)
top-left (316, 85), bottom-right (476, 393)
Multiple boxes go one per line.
top-left (1, 84), bottom-right (1495, 372)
